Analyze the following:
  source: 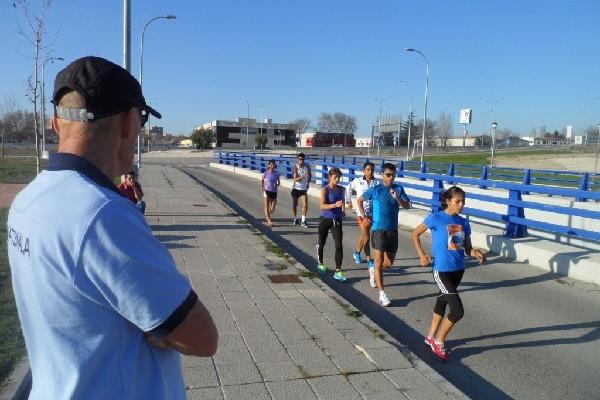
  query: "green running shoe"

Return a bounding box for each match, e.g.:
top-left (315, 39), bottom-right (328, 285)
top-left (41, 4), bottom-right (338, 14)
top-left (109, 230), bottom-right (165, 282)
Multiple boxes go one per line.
top-left (333, 270), bottom-right (347, 282)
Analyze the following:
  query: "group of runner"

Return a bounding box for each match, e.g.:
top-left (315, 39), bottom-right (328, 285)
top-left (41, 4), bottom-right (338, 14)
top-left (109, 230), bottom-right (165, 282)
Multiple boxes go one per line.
top-left (260, 153), bottom-right (487, 362)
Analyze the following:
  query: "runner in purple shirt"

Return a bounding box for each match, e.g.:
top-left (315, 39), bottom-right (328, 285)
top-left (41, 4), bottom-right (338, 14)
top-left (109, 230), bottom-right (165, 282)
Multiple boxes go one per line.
top-left (261, 160), bottom-right (281, 227)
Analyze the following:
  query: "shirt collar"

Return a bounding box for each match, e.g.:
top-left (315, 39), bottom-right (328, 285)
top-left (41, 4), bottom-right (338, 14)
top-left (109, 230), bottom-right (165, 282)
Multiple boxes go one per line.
top-left (47, 152), bottom-right (121, 195)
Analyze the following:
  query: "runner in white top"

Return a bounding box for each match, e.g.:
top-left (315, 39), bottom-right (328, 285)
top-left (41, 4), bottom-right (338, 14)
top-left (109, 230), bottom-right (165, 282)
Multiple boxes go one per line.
top-left (345, 161), bottom-right (379, 287)
top-left (291, 153), bottom-right (311, 227)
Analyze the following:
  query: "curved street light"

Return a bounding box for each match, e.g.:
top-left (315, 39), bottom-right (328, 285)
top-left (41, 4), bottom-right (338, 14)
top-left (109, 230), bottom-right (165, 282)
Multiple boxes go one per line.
top-left (138, 14), bottom-right (176, 169)
top-left (41, 56), bottom-right (64, 153)
top-left (405, 48), bottom-right (429, 163)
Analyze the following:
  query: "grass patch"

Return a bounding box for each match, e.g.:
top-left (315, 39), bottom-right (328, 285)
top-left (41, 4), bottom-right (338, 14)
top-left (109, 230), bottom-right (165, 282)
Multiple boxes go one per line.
top-left (346, 310), bottom-right (362, 318)
top-left (0, 208), bottom-right (26, 387)
top-left (298, 270), bottom-right (318, 279)
top-left (366, 325), bottom-right (385, 340)
top-left (264, 242), bottom-right (285, 258)
top-left (0, 156), bottom-right (47, 184)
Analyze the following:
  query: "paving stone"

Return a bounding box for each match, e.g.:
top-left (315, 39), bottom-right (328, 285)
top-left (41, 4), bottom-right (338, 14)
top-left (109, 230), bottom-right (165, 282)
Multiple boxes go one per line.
top-left (364, 392), bottom-right (409, 400)
top-left (402, 386), bottom-right (452, 400)
top-left (383, 368), bottom-right (434, 390)
top-left (307, 375), bottom-right (363, 400)
top-left (215, 362), bottom-right (262, 386)
top-left (183, 366), bottom-right (220, 389)
top-left (347, 371), bottom-right (398, 395)
top-left (186, 387), bottom-right (223, 400)
top-left (362, 347), bottom-right (412, 370)
top-left (256, 359), bottom-right (302, 381)
top-left (212, 343), bottom-right (253, 366)
top-left (266, 379), bottom-right (318, 400)
top-left (222, 383), bottom-right (271, 400)
top-left (181, 355), bottom-right (213, 368)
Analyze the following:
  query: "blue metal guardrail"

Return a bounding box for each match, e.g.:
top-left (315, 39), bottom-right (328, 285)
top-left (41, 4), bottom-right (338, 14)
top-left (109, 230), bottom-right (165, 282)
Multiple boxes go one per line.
top-left (216, 152), bottom-right (600, 242)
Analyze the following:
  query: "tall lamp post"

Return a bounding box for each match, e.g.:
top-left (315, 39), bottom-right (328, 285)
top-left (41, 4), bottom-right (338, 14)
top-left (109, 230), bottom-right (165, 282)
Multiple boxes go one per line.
top-left (41, 56), bottom-right (64, 153)
top-left (595, 123), bottom-right (600, 173)
top-left (138, 14), bottom-right (176, 169)
top-left (245, 101), bottom-right (250, 149)
top-left (486, 98), bottom-right (501, 167)
top-left (405, 48), bottom-right (429, 163)
top-left (374, 97), bottom-right (387, 156)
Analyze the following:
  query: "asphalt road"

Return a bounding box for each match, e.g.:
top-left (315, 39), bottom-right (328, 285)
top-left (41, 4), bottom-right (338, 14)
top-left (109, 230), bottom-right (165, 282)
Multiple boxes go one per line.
top-left (147, 157), bottom-right (600, 400)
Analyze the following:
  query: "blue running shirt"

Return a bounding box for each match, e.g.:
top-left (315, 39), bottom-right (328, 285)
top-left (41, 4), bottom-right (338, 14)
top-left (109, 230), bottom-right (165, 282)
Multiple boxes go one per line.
top-left (361, 183), bottom-right (409, 231)
top-left (424, 211), bottom-right (472, 272)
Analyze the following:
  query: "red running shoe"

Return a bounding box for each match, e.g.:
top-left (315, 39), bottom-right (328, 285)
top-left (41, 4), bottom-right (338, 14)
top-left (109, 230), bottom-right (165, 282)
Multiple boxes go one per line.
top-left (424, 336), bottom-right (435, 348)
top-left (431, 340), bottom-right (448, 362)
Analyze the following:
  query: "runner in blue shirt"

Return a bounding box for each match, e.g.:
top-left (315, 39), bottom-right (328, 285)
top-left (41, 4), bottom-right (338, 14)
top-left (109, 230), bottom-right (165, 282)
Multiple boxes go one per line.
top-left (357, 163), bottom-right (410, 307)
top-left (412, 186), bottom-right (486, 362)
top-left (261, 159), bottom-right (280, 227)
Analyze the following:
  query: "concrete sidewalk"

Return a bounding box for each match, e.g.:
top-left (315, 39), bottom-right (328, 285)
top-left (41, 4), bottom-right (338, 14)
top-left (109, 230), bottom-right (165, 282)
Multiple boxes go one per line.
top-left (141, 164), bottom-right (468, 400)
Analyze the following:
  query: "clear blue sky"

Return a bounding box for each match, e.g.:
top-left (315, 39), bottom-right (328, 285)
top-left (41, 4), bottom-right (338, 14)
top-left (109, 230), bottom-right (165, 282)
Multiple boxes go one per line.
top-left (1, 1), bottom-right (599, 137)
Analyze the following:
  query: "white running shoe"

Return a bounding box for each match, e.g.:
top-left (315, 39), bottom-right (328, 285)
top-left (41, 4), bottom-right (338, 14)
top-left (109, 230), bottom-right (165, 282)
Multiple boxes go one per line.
top-left (369, 267), bottom-right (376, 288)
top-left (379, 291), bottom-right (391, 307)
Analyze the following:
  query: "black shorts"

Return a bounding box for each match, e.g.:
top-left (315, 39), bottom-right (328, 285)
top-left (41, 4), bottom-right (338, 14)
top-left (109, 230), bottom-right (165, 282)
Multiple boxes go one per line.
top-left (371, 230), bottom-right (398, 253)
top-left (291, 189), bottom-right (308, 198)
top-left (264, 190), bottom-right (277, 200)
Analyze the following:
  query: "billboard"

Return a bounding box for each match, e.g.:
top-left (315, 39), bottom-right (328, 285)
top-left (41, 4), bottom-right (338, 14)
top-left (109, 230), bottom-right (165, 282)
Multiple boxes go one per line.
top-left (459, 109), bottom-right (472, 124)
top-left (566, 125), bottom-right (572, 138)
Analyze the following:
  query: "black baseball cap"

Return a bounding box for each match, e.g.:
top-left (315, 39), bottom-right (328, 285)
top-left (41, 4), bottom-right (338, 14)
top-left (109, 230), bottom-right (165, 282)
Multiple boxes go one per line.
top-left (52, 56), bottom-right (161, 122)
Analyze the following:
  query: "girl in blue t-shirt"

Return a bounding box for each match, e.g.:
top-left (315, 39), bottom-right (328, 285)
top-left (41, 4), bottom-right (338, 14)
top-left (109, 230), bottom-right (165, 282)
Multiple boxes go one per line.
top-left (261, 160), bottom-right (281, 227)
top-left (411, 186), bottom-right (486, 362)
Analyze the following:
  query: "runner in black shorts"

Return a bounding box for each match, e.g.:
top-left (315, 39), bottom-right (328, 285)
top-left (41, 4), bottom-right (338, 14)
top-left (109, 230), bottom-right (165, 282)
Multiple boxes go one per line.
top-left (412, 186), bottom-right (486, 362)
top-left (291, 153), bottom-right (311, 227)
top-left (358, 163), bottom-right (410, 307)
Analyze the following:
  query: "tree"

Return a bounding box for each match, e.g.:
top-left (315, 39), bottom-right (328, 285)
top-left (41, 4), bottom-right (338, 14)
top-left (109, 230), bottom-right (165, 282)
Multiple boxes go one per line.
top-left (290, 118), bottom-right (311, 135)
top-left (15, 0), bottom-right (52, 174)
top-left (317, 112), bottom-right (357, 133)
top-left (413, 118), bottom-right (437, 145)
top-left (254, 132), bottom-right (268, 149)
top-left (400, 111), bottom-right (418, 146)
top-left (190, 128), bottom-right (214, 150)
top-left (435, 112), bottom-right (454, 149)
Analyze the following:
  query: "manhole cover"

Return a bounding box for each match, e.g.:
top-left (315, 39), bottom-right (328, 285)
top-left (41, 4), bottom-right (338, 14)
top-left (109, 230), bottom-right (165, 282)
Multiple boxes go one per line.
top-left (267, 274), bottom-right (302, 284)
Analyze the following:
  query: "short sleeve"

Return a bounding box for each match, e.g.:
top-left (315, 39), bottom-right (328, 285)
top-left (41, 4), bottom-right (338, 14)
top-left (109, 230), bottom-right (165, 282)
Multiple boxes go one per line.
top-left (362, 186), bottom-right (375, 201)
top-left (75, 200), bottom-right (192, 332)
top-left (423, 213), bottom-right (435, 230)
top-left (464, 218), bottom-right (472, 236)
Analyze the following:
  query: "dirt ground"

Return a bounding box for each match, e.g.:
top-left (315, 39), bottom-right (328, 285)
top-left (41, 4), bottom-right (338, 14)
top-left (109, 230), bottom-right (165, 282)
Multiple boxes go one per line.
top-left (0, 184), bottom-right (26, 208)
top-left (495, 154), bottom-right (599, 173)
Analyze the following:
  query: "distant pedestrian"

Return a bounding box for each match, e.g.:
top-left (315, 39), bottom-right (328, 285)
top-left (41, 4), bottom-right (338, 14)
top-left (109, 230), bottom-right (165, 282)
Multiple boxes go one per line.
top-left (411, 186), bottom-right (486, 362)
top-left (357, 163), bottom-right (410, 306)
top-left (316, 167), bottom-right (347, 282)
top-left (261, 159), bottom-right (280, 227)
top-left (118, 170), bottom-right (146, 214)
top-left (345, 161), bottom-right (379, 287)
top-left (291, 153), bottom-right (311, 227)
top-left (7, 56), bottom-right (218, 399)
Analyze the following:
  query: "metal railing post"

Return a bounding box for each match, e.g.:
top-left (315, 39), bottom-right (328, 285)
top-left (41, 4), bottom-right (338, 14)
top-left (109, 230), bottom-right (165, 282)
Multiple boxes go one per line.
top-left (505, 188), bottom-right (528, 238)
top-left (480, 166), bottom-right (489, 189)
top-left (431, 179), bottom-right (444, 213)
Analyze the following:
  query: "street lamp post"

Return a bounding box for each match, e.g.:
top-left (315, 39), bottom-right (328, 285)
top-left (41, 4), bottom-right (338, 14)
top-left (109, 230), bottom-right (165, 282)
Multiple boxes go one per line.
top-left (405, 48), bottom-right (429, 163)
top-left (139, 14), bottom-right (176, 169)
top-left (41, 56), bottom-right (64, 153)
top-left (491, 121), bottom-right (498, 167)
top-left (374, 97), bottom-right (387, 156)
top-left (245, 101), bottom-right (250, 149)
top-left (259, 104), bottom-right (263, 148)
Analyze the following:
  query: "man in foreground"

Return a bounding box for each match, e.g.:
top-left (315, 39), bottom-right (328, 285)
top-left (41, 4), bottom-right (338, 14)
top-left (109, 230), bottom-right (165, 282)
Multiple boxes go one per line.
top-left (7, 56), bottom-right (218, 399)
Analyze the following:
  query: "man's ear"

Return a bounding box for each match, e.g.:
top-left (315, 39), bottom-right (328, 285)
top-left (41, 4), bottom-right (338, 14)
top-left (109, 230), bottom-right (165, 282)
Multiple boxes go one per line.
top-left (120, 108), bottom-right (139, 141)
top-left (51, 114), bottom-right (59, 133)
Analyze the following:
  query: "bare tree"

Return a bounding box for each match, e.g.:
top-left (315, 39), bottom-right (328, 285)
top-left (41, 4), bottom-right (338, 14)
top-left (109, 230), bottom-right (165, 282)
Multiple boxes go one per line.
top-left (539, 126), bottom-right (547, 138)
top-left (435, 112), bottom-right (454, 149)
top-left (290, 118), bottom-right (311, 135)
top-left (15, 0), bottom-right (52, 173)
top-left (317, 112), bottom-right (357, 134)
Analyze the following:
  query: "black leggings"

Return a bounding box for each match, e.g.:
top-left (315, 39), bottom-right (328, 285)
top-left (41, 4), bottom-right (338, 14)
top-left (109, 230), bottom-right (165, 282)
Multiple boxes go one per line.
top-left (317, 217), bottom-right (343, 269)
top-left (433, 270), bottom-right (465, 323)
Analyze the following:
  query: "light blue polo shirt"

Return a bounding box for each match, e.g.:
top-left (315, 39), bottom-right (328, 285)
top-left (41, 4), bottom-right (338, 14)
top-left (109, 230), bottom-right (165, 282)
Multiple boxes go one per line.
top-left (7, 153), bottom-right (192, 400)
